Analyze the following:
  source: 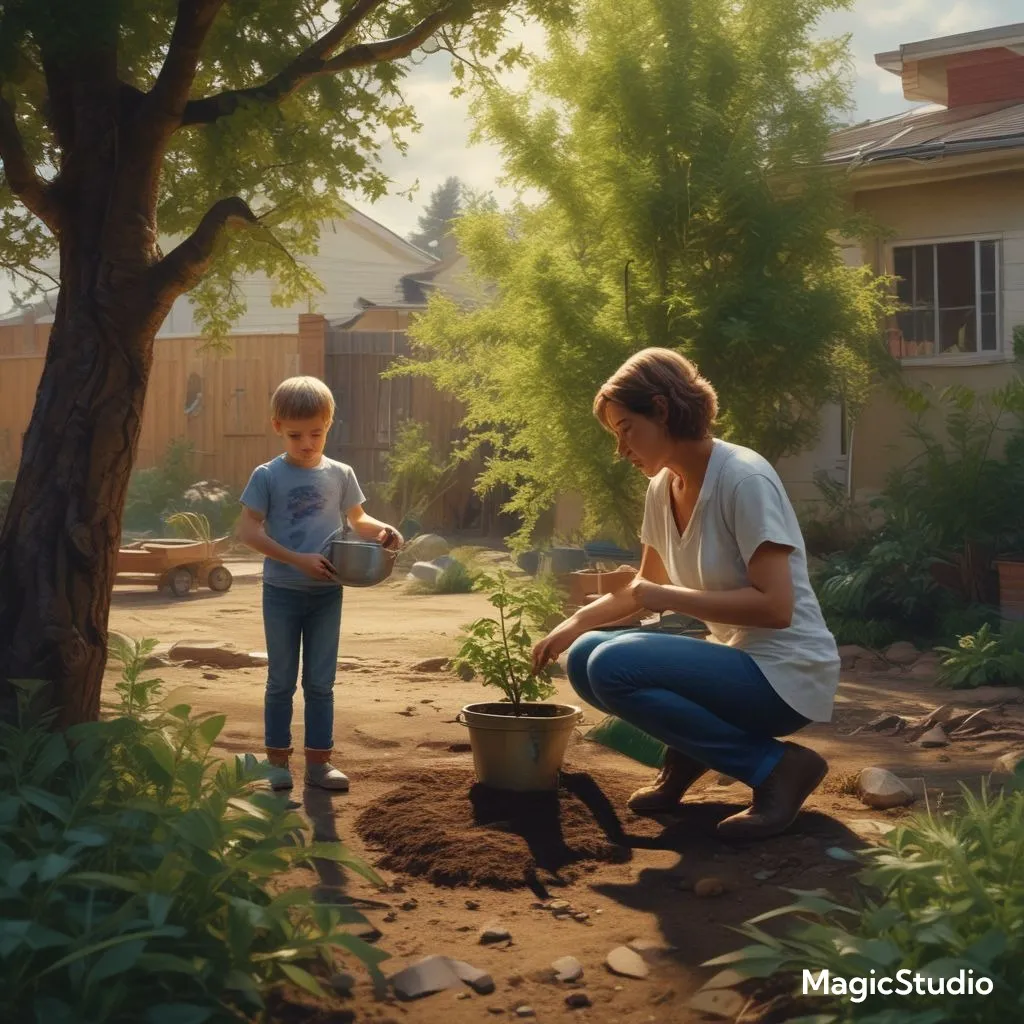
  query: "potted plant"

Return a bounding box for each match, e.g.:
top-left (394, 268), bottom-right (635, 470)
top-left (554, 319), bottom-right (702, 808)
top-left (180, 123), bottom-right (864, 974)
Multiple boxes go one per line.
top-left (452, 571), bottom-right (582, 791)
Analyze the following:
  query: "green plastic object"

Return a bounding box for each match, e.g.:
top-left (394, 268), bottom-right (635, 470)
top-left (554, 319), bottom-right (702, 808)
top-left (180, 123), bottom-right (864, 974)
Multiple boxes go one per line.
top-left (584, 715), bottom-right (667, 769)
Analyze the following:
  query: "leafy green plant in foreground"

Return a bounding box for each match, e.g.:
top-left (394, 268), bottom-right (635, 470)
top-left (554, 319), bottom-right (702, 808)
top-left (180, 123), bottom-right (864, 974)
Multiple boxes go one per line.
top-left (935, 623), bottom-right (1024, 689)
top-left (0, 639), bottom-right (388, 1024)
top-left (701, 779), bottom-right (1024, 1023)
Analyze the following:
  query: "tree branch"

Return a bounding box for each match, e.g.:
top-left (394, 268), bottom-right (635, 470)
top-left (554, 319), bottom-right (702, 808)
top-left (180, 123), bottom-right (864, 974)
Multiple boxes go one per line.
top-left (151, 196), bottom-right (258, 297)
top-left (0, 91), bottom-right (59, 233)
top-left (146, 0), bottom-right (227, 125)
top-left (181, 0), bottom-right (457, 126)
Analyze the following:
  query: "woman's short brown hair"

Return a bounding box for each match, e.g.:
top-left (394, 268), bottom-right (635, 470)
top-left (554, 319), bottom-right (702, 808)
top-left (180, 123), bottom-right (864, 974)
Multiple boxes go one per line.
top-left (594, 348), bottom-right (718, 440)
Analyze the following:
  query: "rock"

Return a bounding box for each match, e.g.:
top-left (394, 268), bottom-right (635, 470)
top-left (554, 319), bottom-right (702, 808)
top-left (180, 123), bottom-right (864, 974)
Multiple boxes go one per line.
top-left (465, 900), bottom-right (481, 911)
top-left (606, 946), bottom-right (649, 979)
top-left (714, 773), bottom-right (739, 786)
top-left (412, 656), bottom-right (450, 673)
top-left (433, 555), bottom-right (456, 569)
top-left (857, 767), bottom-right (915, 810)
top-left (479, 920), bottom-right (512, 944)
top-left (628, 938), bottom-right (671, 962)
top-left (572, 912), bottom-right (589, 922)
top-left (753, 870), bottom-right (777, 881)
top-left (400, 899), bottom-right (419, 911)
top-left (994, 750), bottom-right (1024, 775)
top-left (448, 958), bottom-right (496, 995)
top-left (167, 641), bottom-right (266, 669)
top-left (688, 989), bottom-right (747, 1018)
top-left (399, 533), bottom-right (451, 566)
top-left (917, 725), bottom-right (950, 748)
top-left (693, 877), bottom-right (726, 898)
top-left (546, 899), bottom-right (572, 911)
top-left (487, 1007), bottom-right (505, 1015)
top-left (408, 561), bottom-right (443, 585)
top-left (948, 709), bottom-right (996, 736)
top-left (909, 659), bottom-right (941, 679)
top-left (390, 955), bottom-right (462, 1000)
top-left (853, 713), bottom-right (908, 736)
top-left (566, 993), bottom-right (592, 1009)
top-left (552, 957), bottom-right (583, 983)
top-left (329, 971), bottom-right (355, 995)
top-left (515, 1007), bottom-right (535, 1018)
top-left (885, 641), bottom-right (920, 665)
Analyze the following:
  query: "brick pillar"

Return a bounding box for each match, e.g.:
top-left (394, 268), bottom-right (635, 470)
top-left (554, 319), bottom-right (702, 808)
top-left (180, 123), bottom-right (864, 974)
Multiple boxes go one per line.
top-left (298, 313), bottom-right (327, 379)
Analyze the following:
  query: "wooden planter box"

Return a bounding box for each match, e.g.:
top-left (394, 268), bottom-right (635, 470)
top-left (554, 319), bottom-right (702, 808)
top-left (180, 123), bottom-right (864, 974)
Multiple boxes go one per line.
top-left (995, 558), bottom-right (1024, 622)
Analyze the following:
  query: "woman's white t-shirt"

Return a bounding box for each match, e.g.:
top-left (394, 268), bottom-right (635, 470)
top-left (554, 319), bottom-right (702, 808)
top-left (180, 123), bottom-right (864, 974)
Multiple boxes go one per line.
top-left (640, 439), bottom-right (840, 722)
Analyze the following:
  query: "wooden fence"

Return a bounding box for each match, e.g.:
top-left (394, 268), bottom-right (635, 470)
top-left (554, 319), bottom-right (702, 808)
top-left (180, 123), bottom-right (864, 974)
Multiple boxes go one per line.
top-left (0, 333), bottom-right (301, 486)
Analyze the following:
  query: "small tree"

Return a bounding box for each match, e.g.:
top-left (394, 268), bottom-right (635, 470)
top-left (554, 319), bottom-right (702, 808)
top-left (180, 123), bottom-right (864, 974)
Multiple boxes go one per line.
top-left (408, 175), bottom-right (464, 253)
top-left (451, 570), bottom-right (563, 713)
top-left (402, 0), bottom-right (894, 548)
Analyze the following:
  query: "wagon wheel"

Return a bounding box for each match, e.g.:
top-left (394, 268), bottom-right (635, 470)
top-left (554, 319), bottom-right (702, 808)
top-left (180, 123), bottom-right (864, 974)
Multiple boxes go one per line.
top-left (168, 567), bottom-right (194, 598)
top-left (207, 565), bottom-right (233, 593)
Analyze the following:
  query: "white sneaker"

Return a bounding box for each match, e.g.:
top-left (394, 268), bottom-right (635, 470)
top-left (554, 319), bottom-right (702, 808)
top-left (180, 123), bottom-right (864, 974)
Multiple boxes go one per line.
top-left (305, 762), bottom-right (350, 791)
top-left (266, 763), bottom-right (294, 791)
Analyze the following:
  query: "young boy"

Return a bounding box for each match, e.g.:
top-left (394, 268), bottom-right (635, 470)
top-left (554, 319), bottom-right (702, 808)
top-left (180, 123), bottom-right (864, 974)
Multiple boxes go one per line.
top-left (238, 376), bottom-right (402, 791)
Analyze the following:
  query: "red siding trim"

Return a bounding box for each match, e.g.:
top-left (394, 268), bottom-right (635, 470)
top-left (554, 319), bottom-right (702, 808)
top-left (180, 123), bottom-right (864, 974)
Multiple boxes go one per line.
top-left (947, 53), bottom-right (1024, 107)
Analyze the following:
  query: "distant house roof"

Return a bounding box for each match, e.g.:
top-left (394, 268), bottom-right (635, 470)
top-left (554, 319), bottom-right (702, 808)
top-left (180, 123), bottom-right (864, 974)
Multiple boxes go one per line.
top-left (875, 22), bottom-right (1024, 76)
top-left (826, 100), bottom-right (1024, 167)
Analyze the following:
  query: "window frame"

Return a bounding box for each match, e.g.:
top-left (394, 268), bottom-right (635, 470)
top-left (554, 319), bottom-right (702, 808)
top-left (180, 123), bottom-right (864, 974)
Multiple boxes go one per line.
top-left (886, 233), bottom-right (1010, 366)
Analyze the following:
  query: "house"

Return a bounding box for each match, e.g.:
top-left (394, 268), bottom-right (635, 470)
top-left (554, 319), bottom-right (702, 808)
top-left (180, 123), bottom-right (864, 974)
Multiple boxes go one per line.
top-left (778, 22), bottom-right (1024, 504)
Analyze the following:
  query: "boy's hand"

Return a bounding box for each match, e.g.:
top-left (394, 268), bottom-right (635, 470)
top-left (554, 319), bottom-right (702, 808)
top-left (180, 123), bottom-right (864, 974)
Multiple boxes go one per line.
top-left (378, 527), bottom-right (404, 551)
top-left (294, 552), bottom-right (339, 581)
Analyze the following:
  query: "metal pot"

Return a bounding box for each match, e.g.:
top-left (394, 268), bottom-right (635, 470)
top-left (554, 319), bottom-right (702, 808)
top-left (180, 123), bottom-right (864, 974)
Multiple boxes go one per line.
top-left (324, 532), bottom-right (398, 587)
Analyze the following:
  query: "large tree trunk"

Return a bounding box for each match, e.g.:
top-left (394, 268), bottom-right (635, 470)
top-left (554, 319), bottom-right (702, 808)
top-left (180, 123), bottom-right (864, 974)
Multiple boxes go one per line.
top-left (0, 280), bottom-right (164, 726)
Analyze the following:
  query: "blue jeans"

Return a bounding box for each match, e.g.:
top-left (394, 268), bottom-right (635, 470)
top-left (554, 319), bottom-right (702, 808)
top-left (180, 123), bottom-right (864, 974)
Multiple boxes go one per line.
top-left (263, 584), bottom-right (342, 750)
top-left (566, 630), bottom-right (809, 786)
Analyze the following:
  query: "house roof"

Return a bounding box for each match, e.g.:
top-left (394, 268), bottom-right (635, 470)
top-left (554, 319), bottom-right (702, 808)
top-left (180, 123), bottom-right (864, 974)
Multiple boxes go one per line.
top-left (826, 100), bottom-right (1024, 166)
top-left (875, 22), bottom-right (1024, 76)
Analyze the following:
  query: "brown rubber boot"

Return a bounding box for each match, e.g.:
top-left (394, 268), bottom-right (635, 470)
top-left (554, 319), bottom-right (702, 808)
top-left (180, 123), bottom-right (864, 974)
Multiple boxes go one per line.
top-left (716, 742), bottom-right (828, 841)
top-left (627, 749), bottom-right (708, 814)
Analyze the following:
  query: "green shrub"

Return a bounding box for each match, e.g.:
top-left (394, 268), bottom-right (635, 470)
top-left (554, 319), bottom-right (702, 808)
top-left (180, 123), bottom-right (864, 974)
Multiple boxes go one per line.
top-left (451, 571), bottom-right (564, 712)
top-left (936, 623), bottom-right (1024, 689)
top-left (0, 640), bottom-right (388, 1024)
top-left (703, 779), bottom-right (1024, 1022)
top-left (432, 560), bottom-right (476, 594)
top-left (123, 439), bottom-right (196, 534)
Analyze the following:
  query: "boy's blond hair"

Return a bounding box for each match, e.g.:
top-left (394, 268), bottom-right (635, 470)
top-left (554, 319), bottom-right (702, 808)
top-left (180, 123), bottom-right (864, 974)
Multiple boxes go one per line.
top-left (271, 376), bottom-right (335, 423)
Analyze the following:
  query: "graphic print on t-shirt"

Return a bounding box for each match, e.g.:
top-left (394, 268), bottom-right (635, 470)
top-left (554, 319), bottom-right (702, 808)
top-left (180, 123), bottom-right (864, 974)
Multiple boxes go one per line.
top-left (286, 484), bottom-right (326, 547)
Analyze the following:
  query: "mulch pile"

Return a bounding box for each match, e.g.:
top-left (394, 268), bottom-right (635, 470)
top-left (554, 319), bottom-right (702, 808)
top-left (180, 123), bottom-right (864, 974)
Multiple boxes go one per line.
top-left (354, 765), bottom-right (663, 890)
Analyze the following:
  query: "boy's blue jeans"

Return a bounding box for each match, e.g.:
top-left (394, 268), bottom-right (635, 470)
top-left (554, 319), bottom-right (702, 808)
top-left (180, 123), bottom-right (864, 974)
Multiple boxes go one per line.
top-left (566, 630), bottom-right (809, 786)
top-left (263, 584), bottom-right (342, 750)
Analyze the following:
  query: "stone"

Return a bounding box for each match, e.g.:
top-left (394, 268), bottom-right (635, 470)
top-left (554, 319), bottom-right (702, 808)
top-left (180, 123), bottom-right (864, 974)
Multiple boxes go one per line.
top-left (390, 955), bottom-right (462, 1000)
top-left (400, 899), bottom-right (419, 911)
top-left (753, 870), bottom-right (777, 881)
top-left (885, 641), bottom-right (920, 665)
top-left (167, 641), bottom-right (266, 669)
top-left (399, 533), bottom-right (450, 566)
top-left (566, 993), bottom-right (592, 1009)
top-left (488, 1008), bottom-right (505, 1015)
top-left (546, 899), bottom-right (572, 911)
top-left (917, 725), bottom-right (950, 748)
top-left (465, 899), bottom-right (481, 911)
top-left (693, 877), bottom-right (726, 898)
top-left (412, 656), bottom-right (450, 673)
top-left (572, 912), bottom-right (590, 922)
top-left (448, 958), bottom-right (496, 995)
top-left (948, 709), bottom-right (996, 736)
top-left (515, 1007), bottom-right (535, 1018)
top-left (714, 773), bottom-right (739, 786)
top-left (408, 561), bottom-right (443, 585)
top-left (853, 713), bottom-right (908, 736)
top-left (687, 989), bottom-right (747, 1018)
top-left (480, 920), bottom-right (512, 944)
top-left (909, 660), bottom-right (941, 679)
top-left (552, 956), bottom-right (584, 983)
top-left (627, 938), bottom-right (669, 961)
top-left (329, 971), bottom-right (355, 995)
top-left (857, 767), bottom-right (915, 810)
top-left (606, 946), bottom-right (649, 979)
top-left (995, 750), bottom-right (1024, 775)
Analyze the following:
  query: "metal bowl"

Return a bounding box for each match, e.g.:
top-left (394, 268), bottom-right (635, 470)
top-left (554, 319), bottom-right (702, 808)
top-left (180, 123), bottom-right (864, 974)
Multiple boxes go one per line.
top-left (327, 539), bottom-right (397, 587)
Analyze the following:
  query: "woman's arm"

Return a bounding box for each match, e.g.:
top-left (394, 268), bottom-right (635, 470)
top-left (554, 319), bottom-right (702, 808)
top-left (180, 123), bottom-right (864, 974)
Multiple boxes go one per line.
top-left (531, 545), bottom-right (667, 671)
top-left (628, 541), bottom-right (795, 629)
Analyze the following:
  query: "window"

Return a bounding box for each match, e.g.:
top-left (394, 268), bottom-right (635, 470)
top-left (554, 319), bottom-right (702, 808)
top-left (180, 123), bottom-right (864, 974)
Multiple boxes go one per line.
top-left (888, 239), bottom-right (1000, 358)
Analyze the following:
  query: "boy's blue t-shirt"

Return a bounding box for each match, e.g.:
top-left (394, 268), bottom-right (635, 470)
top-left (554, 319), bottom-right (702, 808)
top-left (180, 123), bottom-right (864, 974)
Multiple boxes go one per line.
top-left (240, 455), bottom-right (366, 590)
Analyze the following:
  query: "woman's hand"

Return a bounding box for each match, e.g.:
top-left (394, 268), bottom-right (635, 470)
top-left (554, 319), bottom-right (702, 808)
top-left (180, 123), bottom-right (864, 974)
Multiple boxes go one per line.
top-left (627, 576), bottom-right (673, 613)
top-left (532, 621), bottom-right (581, 674)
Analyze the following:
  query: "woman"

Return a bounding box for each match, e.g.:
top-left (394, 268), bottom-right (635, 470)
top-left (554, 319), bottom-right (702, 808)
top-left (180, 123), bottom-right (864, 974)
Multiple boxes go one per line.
top-left (532, 348), bottom-right (839, 840)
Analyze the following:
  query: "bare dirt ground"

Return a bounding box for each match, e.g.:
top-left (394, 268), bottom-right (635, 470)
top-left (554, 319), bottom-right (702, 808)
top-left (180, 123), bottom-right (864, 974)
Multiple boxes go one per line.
top-left (107, 558), bottom-right (1024, 1024)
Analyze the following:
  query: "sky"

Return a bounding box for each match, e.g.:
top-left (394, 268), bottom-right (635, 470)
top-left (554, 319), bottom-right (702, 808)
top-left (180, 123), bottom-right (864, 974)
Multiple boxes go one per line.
top-left (1, 0), bottom-right (1021, 311)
